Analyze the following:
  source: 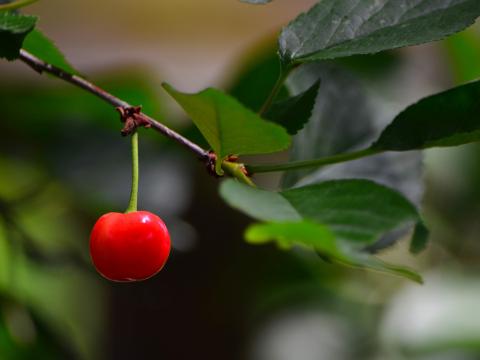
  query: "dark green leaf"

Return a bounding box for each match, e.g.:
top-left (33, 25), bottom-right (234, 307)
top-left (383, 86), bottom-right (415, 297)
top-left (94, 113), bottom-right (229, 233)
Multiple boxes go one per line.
top-left (0, 11), bottom-right (36, 60)
top-left (281, 64), bottom-right (376, 188)
top-left (163, 83), bottom-right (291, 173)
top-left (373, 80), bottom-right (480, 151)
top-left (280, 63), bottom-right (425, 254)
top-left (279, 0), bottom-right (480, 65)
top-left (229, 48), bottom-right (288, 112)
top-left (410, 222), bottom-right (429, 254)
top-left (220, 179), bottom-right (424, 281)
top-left (281, 179), bottom-right (419, 246)
top-left (23, 29), bottom-right (77, 74)
top-left (265, 80), bottom-right (320, 135)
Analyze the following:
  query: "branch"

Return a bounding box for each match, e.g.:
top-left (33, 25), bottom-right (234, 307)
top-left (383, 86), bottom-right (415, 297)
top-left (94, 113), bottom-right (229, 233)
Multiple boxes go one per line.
top-left (18, 49), bottom-right (210, 161)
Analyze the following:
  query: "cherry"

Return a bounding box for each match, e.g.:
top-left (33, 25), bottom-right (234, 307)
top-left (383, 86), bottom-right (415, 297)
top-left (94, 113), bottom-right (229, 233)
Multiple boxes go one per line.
top-left (90, 211), bottom-right (171, 282)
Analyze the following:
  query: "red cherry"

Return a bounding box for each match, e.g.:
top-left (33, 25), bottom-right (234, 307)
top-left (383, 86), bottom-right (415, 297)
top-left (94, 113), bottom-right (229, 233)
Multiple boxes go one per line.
top-left (89, 211), bottom-right (171, 282)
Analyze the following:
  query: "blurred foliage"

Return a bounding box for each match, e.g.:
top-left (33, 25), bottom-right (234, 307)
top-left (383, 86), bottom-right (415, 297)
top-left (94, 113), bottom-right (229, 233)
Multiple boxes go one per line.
top-left (0, 67), bottom-right (172, 358)
top-left (444, 27), bottom-right (480, 84)
top-left (0, 4), bottom-right (480, 360)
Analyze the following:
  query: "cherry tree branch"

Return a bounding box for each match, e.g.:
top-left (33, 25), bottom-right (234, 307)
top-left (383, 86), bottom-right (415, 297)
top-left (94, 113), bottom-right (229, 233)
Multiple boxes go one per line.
top-left (18, 49), bottom-right (210, 161)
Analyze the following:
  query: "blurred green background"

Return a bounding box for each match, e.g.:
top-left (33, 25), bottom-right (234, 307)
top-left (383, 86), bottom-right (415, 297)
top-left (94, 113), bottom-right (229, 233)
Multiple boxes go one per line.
top-left (1, 1), bottom-right (480, 359)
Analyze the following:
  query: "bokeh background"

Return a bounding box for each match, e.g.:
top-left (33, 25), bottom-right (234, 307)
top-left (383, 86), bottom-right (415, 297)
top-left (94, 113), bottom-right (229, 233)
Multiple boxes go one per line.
top-left (1, 1), bottom-right (480, 359)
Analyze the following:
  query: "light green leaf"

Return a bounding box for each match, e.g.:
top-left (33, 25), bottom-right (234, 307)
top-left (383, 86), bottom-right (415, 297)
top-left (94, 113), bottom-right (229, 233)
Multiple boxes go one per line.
top-left (0, 11), bottom-right (36, 60)
top-left (245, 221), bottom-right (422, 283)
top-left (279, 0), bottom-right (480, 65)
top-left (163, 83), bottom-right (290, 173)
top-left (23, 29), bottom-right (77, 73)
top-left (246, 221), bottom-right (337, 252)
top-left (220, 179), bottom-right (301, 222)
top-left (372, 80), bottom-right (480, 151)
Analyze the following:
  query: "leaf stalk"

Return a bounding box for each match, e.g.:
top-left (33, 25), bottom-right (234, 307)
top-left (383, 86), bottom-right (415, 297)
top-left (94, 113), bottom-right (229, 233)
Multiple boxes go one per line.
top-left (246, 148), bottom-right (381, 174)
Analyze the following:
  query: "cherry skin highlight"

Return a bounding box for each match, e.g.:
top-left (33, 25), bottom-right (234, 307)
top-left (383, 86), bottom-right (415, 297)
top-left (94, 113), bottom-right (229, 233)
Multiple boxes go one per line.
top-left (90, 211), bottom-right (171, 282)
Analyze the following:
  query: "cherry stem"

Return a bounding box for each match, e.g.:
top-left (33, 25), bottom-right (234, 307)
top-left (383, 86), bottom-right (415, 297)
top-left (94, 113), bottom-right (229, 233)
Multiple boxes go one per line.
top-left (125, 132), bottom-right (139, 213)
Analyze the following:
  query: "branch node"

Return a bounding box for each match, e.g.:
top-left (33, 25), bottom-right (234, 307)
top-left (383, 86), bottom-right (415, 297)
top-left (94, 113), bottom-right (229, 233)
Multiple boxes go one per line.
top-left (117, 106), bottom-right (149, 136)
top-left (206, 151), bottom-right (221, 178)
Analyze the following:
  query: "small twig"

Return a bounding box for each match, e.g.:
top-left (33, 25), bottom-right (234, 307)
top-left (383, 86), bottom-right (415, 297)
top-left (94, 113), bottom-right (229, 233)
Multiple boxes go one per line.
top-left (18, 49), bottom-right (210, 161)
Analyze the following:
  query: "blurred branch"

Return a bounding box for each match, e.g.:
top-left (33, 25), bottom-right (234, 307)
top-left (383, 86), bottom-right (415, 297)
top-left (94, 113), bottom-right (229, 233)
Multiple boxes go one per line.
top-left (18, 49), bottom-right (210, 161)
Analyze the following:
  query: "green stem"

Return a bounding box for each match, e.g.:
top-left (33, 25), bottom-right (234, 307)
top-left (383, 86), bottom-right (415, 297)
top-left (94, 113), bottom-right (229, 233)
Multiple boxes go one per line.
top-left (258, 63), bottom-right (294, 116)
top-left (125, 132), bottom-right (139, 213)
top-left (0, 0), bottom-right (38, 11)
top-left (246, 148), bottom-right (381, 174)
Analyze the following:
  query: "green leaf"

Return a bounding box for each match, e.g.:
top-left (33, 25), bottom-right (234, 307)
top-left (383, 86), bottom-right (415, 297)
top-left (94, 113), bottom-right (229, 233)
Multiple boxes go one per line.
top-left (0, 11), bottom-right (36, 60)
top-left (281, 63), bottom-right (424, 215)
top-left (372, 80), bottom-right (480, 151)
top-left (220, 179), bottom-right (424, 282)
top-left (222, 178), bottom-right (421, 246)
top-left (282, 179), bottom-right (419, 246)
top-left (281, 63), bottom-right (377, 188)
top-left (163, 83), bottom-right (291, 173)
top-left (265, 80), bottom-right (320, 135)
top-left (0, 0), bottom-right (38, 11)
top-left (279, 0), bottom-right (480, 65)
top-left (23, 29), bottom-right (77, 73)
